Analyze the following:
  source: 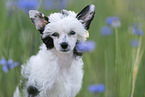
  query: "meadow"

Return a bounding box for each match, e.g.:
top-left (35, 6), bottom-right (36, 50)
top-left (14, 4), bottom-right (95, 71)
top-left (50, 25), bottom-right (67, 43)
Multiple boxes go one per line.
top-left (0, 0), bottom-right (145, 97)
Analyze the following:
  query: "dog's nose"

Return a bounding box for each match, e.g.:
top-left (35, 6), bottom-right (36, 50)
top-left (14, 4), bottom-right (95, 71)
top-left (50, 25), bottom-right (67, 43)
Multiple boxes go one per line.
top-left (60, 42), bottom-right (68, 49)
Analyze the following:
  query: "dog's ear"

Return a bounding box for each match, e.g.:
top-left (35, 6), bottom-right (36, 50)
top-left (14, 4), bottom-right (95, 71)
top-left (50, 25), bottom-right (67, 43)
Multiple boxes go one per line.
top-left (29, 10), bottom-right (49, 34)
top-left (76, 5), bottom-right (95, 30)
top-left (41, 36), bottom-right (54, 49)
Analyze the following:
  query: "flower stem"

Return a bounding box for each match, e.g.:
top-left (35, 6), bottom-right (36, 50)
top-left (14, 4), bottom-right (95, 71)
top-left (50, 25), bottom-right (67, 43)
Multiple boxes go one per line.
top-left (131, 37), bottom-right (144, 97)
top-left (115, 27), bottom-right (119, 65)
top-left (38, 0), bottom-right (44, 9)
top-left (114, 27), bottom-right (119, 96)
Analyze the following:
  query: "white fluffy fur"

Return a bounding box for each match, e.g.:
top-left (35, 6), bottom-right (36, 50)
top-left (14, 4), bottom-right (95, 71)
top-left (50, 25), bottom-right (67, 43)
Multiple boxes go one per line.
top-left (14, 11), bottom-right (84, 97)
top-left (14, 5), bottom-right (95, 97)
top-left (20, 44), bottom-right (83, 97)
top-left (14, 45), bottom-right (83, 97)
top-left (42, 11), bottom-right (88, 40)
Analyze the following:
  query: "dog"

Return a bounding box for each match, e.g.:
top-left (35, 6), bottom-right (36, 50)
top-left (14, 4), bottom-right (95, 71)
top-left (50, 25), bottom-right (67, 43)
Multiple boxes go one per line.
top-left (14, 5), bottom-right (95, 97)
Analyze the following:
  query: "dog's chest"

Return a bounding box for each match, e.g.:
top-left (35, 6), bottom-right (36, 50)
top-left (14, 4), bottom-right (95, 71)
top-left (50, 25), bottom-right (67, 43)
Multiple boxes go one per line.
top-left (45, 59), bottom-right (83, 97)
top-left (49, 70), bottom-right (73, 97)
top-left (24, 48), bottom-right (84, 97)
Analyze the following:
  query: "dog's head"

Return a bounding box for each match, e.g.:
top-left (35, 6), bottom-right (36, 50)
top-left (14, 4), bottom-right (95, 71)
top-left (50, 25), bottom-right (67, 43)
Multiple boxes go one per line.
top-left (29, 5), bottom-right (95, 53)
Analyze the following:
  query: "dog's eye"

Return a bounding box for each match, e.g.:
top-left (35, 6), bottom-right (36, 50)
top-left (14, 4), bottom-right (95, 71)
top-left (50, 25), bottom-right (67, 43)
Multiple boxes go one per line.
top-left (69, 31), bottom-right (76, 36)
top-left (51, 32), bottom-right (59, 37)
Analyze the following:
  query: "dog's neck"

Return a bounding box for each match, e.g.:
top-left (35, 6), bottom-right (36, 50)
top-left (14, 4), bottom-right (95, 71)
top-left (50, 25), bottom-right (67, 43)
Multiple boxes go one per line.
top-left (52, 48), bottom-right (74, 70)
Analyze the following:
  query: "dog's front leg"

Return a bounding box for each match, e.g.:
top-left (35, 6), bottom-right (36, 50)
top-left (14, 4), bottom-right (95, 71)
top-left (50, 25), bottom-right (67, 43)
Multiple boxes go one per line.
top-left (27, 86), bottom-right (40, 97)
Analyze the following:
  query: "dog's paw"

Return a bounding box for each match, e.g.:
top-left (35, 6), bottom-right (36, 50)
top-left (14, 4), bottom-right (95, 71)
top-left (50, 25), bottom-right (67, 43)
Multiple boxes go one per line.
top-left (27, 86), bottom-right (40, 97)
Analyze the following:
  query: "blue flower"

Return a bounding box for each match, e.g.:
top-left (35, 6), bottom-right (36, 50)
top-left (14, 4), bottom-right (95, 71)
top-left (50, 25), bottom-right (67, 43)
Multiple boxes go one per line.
top-left (6, 1), bottom-right (17, 8)
top-left (6, 1), bottom-right (17, 16)
top-left (106, 16), bottom-right (121, 28)
top-left (0, 58), bottom-right (8, 72)
top-left (0, 58), bottom-right (19, 73)
top-left (76, 41), bottom-right (96, 52)
top-left (106, 17), bottom-right (114, 25)
top-left (58, 0), bottom-right (69, 9)
top-left (6, 0), bottom-right (71, 12)
top-left (43, 0), bottom-right (70, 10)
top-left (130, 40), bottom-right (140, 47)
top-left (17, 0), bottom-right (39, 13)
top-left (100, 26), bottom-right (112, 36)
top-left (137, 29), bottom-right (143, 36)
top-left (133, 24), bottom-right (143, 36)
top-left (43, 1), bottom-right (53, 10)
top-left (88, 84), bottom-right (106, 93)
top-left (0, 58), bottom-right (7, 65)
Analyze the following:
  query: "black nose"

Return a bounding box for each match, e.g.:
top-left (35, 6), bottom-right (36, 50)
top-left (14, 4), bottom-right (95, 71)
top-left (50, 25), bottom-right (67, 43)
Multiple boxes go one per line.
top-left (60, 42), bottom-right (68, 49)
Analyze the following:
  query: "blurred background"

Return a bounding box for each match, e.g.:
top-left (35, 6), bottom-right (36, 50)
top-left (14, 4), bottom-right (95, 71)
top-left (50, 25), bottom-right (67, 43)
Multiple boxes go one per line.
top-left (0, 0), bottom-right (145, 97)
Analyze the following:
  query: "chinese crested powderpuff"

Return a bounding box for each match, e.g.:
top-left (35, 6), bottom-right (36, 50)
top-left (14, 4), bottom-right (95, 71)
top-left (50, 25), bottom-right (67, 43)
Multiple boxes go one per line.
top-left (14, 4), bottom-right (95, 97)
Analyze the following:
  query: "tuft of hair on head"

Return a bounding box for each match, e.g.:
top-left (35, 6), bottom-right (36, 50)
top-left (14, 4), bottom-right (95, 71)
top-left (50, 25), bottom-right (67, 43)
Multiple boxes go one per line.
top-left (29, 4), bottom-right (95, 34)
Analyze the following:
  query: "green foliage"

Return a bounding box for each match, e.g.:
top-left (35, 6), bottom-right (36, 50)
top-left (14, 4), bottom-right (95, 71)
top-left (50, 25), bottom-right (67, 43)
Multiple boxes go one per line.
top-left (0, 0), bottom-right (145, 97)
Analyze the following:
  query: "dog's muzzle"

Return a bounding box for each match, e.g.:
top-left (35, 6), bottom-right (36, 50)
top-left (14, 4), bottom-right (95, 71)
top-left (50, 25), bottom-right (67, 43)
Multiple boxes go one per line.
top-left (60, 42), bottom-right (70, 52)
top-left (60, 42), bottom-right (68, 49)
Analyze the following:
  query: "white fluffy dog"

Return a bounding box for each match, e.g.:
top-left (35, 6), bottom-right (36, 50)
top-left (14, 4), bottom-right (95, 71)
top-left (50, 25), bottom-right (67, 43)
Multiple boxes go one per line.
top-left (14, 5), bottom-right (95, 97)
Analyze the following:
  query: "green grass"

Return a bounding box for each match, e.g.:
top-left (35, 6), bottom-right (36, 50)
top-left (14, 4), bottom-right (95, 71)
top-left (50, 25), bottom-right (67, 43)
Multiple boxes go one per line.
top-left (0, 0), bottom-right (145, 97)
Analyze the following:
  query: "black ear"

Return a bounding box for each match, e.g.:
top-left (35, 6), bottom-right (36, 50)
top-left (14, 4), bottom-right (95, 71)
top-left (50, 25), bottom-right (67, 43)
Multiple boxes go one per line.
top-left (76, 5), bottom-right (95, 30)
top-left (41, 36), bottom-right (54, 49)
top-left (29, 10), bottom-right (49, 34)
